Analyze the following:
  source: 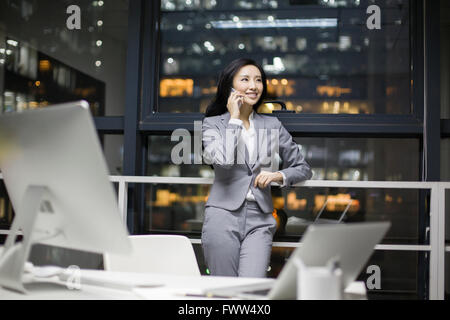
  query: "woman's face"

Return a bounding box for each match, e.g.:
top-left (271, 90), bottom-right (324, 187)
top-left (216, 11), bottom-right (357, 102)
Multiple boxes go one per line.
top-left (231, 65), bottom-right (263, 107)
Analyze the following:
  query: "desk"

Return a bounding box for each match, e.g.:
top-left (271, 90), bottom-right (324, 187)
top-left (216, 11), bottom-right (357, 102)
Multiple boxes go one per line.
top-left (0, 270), bottom-right (366, 300)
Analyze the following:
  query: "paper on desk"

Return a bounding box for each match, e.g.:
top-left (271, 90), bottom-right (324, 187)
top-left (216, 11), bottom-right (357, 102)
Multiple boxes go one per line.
top-left (343, 282), bottom-right (367, 300)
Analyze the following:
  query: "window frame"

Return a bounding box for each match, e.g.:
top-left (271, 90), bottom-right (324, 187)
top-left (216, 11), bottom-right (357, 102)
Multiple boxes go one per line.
top-left (138, 0), bottom-right (425, 133)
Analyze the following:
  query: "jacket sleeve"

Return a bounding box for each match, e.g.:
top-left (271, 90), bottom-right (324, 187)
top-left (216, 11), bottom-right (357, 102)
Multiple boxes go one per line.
top-left (277, 121), bottom-right (312, 187)
top-left (202, 117), bottom-right (243, 169)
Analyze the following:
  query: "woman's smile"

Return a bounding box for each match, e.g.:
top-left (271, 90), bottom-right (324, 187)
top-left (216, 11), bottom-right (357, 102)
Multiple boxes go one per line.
top-left (245, 92), bottom-right (259, 99)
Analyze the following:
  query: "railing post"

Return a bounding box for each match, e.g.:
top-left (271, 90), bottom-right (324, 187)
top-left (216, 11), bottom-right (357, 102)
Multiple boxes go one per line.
top-left (117, 178), bottom-right (129, 227)
top-left (429, 184), bottom-right (445, 300)
top-left (437, 183), bottom-right (446, 300)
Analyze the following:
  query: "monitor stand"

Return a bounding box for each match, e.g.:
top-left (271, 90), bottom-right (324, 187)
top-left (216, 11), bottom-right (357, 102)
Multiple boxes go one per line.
top-left (0, 185), bottom-right (50, 293)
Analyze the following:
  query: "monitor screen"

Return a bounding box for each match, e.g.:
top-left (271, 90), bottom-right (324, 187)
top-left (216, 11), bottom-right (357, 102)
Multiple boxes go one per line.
top-left (0, 101), bottom-right (131, 262)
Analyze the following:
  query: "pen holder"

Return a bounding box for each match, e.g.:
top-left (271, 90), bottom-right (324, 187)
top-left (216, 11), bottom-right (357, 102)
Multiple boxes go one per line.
top-left (294, 257), bottom-right (343, 300)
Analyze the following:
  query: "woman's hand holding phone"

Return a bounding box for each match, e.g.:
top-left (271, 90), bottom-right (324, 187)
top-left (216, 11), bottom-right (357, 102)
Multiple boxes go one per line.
top-left (227, 88), bottom-right (243, 119)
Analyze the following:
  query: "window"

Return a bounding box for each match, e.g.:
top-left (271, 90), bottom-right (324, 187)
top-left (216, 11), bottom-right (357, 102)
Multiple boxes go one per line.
top-left (144, 136), bottom-right (421, 245)
top-left (148, 135), bottom-right (420, 180)
top-left (0, 0), bottom-right (129, 116)
top-left (441, 0), bottom-right (450, 118)
top-left (157, 0), bottom-right (411, 115)
top-left (102, 134), bottom-right (124, 175)
top-left (0, 181), bottom-right (13, 232)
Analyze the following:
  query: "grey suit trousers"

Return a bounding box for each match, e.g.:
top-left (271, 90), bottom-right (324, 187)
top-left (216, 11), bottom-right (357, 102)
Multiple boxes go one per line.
top-left (202, 200), bottom-right (277, 278)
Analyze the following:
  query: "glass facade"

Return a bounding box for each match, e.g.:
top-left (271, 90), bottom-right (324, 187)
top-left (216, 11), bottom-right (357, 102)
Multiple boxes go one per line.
top-left (145, 136), bottom-right (422, 244)
top-left (102, 134), bottom-right (124, 175)
top-left (442, 0), bottom-right (450, 118)
top-left (0, 0), bottom-right (129, 116)
top-left (0, 0), bottom-right (129, 270)
top-left (158, 0), bottom-right (411, 115)
top-left (144, 183), bottom-right (423, 243)
top-left (442, 140), bottom-right (450, 181)
top-left (0, 181), bottom-right (13, 232)
top-left (441, 0), bottom-right (450, 300)
top-left (148, 135), bottom-right (420, 180)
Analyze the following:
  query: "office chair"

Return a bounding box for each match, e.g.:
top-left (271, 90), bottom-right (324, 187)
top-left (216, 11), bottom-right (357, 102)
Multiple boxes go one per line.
top-left (104, 235), bottom-right (201, 276)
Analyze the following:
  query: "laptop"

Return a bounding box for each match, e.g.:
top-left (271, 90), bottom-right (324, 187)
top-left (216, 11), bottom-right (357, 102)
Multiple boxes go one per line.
top-left (204, 222), bottom-right (390, 300)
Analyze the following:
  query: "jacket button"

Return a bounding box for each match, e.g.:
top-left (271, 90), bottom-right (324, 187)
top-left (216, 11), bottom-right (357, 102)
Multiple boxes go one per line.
top-left (248, 171), bottom-right (252, 176)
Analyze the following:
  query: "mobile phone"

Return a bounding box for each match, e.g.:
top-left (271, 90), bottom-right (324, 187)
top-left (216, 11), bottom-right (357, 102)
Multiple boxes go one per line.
top-left (231, 88), bottom-right (242, 107)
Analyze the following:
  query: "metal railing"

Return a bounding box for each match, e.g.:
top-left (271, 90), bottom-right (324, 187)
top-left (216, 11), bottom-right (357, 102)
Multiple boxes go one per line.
top-left (1, 174), bottom-right (448, 299)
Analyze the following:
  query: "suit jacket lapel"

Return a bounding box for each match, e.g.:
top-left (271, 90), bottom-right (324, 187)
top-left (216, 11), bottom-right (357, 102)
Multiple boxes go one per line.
top-left (252, 112), bottom-right (265, 169)
top-left (220, 112), bottom-right (230, 127)
top-left (220, 112), bottom-right (251, 171)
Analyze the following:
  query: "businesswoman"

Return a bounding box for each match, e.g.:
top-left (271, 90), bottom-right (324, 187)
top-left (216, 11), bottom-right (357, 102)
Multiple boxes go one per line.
top-left (201, 58), bottom-right (312, 278)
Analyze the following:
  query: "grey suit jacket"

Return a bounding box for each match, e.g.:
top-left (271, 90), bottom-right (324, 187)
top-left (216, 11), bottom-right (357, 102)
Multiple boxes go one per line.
top-left (202, 112), bottom-right (312, 214)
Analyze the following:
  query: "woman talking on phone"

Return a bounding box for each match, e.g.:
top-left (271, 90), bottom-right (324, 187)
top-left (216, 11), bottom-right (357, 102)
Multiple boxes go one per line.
top-left (201, 58), bottom-right (312, 278)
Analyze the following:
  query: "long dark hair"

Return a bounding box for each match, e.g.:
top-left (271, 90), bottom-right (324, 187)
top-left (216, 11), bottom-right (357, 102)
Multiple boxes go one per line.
top-left (205, 58), bottom-right (267, 117)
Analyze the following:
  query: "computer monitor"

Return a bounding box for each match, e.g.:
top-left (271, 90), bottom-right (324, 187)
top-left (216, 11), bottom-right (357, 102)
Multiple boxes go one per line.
top-left (0, 101), bottom-right (131, 293)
